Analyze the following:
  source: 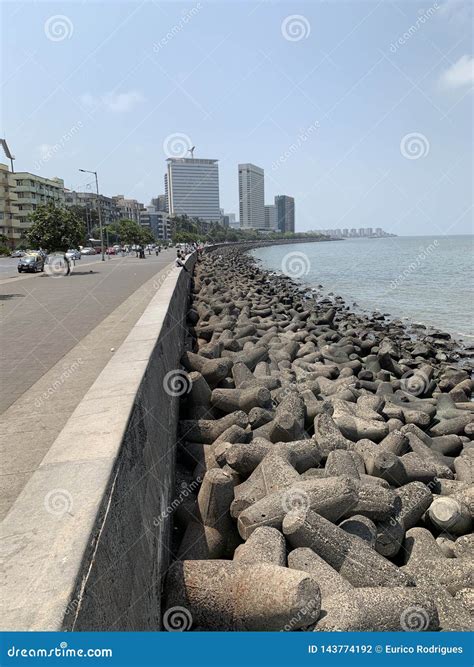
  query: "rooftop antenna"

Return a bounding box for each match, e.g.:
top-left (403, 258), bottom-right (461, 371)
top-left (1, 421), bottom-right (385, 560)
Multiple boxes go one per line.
top-left (188, 146), bottom-right (195, 159)
top-left (0, 138), bottom-right (15, 172)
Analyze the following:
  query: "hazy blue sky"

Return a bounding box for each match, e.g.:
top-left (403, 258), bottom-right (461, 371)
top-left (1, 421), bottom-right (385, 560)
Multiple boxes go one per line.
top-left (2, 0), bottom-right (473, 235)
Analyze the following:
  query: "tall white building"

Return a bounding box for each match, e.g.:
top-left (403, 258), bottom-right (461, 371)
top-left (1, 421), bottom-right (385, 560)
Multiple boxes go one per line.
top-left (166, 158), bottom-right (220, 223)
top-left (238, 163), bottom-right (265, 230)
top-left (264, 204), bottom-right (277, 230)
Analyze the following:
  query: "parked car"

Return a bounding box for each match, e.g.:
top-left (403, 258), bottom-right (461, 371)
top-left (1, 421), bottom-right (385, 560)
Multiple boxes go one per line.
top-left (18, 253), bottom-right (44, 273)
top-left (66, 249), bottom-right (81, 260)
top-left (80, 247), bottom-right (96, 255)
top-left (11, 250), bottom-right (25, 257)
top-left (106, 247), bottom-right (116, 255)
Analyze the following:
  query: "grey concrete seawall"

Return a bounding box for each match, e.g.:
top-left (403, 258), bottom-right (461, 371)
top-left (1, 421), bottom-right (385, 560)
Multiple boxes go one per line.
top-left (1, 254), bottom-right (196, 631)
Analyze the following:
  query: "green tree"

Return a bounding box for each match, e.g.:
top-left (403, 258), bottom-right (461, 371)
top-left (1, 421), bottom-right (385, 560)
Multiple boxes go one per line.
top-left (101, 220), bottom-right (155, 246)
top-left (26, 202), bottom-right (85, 251)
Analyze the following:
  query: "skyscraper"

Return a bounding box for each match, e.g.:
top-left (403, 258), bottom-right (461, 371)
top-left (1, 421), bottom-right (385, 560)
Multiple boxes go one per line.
top-left (166, 158), bottom-right (220, 223)
top-left (275, 195), bottom-right (295, 233)
top-left (238, 163), bottom-right (265, 230)
top-left (264, 204), bottom-right (277, 230)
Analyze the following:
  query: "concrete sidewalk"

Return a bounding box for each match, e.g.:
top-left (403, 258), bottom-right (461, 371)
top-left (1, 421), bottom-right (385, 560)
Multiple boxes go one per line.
top-left (0, 259), bottom-right (175, 520)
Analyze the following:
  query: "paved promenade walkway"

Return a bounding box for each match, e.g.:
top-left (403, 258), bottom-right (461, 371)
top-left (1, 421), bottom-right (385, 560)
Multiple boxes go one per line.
top-left (0, 251), bottom-right (176, 519)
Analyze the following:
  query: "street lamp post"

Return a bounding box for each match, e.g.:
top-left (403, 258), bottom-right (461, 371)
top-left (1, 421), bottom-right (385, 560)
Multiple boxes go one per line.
top-left (79, 168), bottom-right (105, 261)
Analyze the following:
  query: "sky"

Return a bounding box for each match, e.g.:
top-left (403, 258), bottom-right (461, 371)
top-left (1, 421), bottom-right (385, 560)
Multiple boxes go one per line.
top-left (2, 0), bottom-right (473, 235)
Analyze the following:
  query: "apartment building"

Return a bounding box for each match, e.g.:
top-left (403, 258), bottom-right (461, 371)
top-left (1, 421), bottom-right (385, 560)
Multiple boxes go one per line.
top-left (0, 164), bottom-right (64, 244)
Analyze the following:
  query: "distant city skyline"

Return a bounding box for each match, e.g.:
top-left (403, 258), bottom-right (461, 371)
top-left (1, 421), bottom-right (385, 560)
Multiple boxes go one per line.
top-left (2, 1), bottom-right (472, 235)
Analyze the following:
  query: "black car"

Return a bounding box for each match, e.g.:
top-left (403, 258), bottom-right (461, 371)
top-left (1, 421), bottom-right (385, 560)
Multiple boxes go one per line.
top-left (18, 253), bottom-right (44, 273)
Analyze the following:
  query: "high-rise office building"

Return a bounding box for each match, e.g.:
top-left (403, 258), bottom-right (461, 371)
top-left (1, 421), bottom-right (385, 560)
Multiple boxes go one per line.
top-left (275, 195), bottom-right (295, 233)
top-left (238, 163), bottom-right (265, 230)
top-left (264, 204), bottom-right (277, 231)
top-left (166, 158), bottom-right (220, 223)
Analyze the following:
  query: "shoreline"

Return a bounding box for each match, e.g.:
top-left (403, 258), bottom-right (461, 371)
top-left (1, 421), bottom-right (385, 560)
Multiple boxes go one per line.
top-left (163, 244), bottom-right (473, 632)
top-left (246, 240), bottom-right (474, 354)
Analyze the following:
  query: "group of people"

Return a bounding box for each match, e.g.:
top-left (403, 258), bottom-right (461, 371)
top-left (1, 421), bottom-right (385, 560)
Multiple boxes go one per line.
top-left (175, 242), bottom-right (205, 272)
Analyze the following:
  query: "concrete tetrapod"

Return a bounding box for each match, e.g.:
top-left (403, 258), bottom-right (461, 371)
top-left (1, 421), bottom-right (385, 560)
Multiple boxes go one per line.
top-left (375, 481), bottom-right (433, 557)
top-left (314, 588), bottom-right (439, 631)
top-left (164, 560), bottom-right (321, 630)
top-left (282, 508), bottom-right (414, 587)
top-left (233, 526), bottom-right (286, 566)
top-left (237, 477), bottom-right (358, 540)
top-left (177, 468), bottom-right (235, 560)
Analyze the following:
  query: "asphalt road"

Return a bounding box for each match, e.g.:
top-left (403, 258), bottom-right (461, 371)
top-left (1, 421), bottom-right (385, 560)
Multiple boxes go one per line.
top-left (0, 252), bottom-right (110, 279)
top-left (0, 250), bottom-right (176, 414)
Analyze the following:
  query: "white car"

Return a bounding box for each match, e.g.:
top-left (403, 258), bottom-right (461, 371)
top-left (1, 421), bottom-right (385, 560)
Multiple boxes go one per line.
top-left (80, 247), bottom-right (96, 255)
top-left (66, 249), bottom-right (81, 260)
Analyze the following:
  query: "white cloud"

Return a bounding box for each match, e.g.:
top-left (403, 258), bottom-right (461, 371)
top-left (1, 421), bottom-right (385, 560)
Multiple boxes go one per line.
top-left (80, 90), bottom-right (145, 112)
top-left (439, 55), bottom-right (474, 89)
